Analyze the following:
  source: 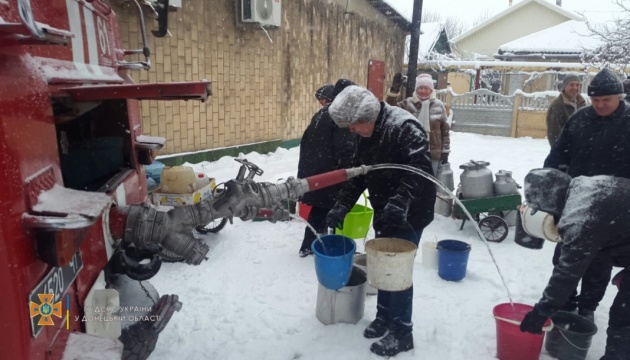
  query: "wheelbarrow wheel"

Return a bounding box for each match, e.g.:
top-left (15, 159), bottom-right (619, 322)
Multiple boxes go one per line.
top-left (195, 218), bottom-right (228, 234)
top-left (478, 215), bottom-right (508, 243)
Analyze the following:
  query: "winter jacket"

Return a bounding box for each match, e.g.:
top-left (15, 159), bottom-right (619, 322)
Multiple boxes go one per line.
top-left (386, 91), bottom-right (450, 162)
top-left (335, 102), bottom-right (436, 231)
top-left (297, 106), bottom-right (356, 209)
top-left (544, 101), bottom-right (630, 179)
top-left (538, 175), bottom-right (630, 311)
top-left (546, 93), bottom-right (586, 147)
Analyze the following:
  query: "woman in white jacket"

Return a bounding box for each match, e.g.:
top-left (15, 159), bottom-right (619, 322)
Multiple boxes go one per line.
top-left (386, 73), bottom-right (450, 175)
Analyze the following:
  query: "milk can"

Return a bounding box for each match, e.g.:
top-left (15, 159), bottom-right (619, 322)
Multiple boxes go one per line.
top-left (459, 160), bottom-right (494, 199)
top-left (494, 170), bottom-right (519, 196)
top-left (436, 162), bottom-right (455, 194)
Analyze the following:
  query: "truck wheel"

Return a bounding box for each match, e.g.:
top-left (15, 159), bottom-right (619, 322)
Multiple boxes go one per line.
top-left (120, 321), bottom-right (159, 360)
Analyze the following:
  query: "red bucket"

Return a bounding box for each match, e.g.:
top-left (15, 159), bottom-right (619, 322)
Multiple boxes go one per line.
top-left (298, 202), bottom-right (312, 220)
top-left (493, 303), bottom-right (550, 360)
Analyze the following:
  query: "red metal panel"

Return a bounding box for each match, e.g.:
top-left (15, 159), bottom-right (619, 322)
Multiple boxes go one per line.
top-left (367, 59), bottom-right (386, 101)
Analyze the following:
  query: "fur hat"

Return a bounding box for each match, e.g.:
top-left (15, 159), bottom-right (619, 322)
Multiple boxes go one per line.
top-left (315, 84), bottom-right (334, 102)
top-left (415, 74), bottom-right (434, 90)
top-left (524, 168), bottom-right (572, 217)
top-left (587, 68), bottom-right (623, 97)
top-left (328, 85), bottom-right (381, 128)
top-left (559, 74), bottom-right (581, 91)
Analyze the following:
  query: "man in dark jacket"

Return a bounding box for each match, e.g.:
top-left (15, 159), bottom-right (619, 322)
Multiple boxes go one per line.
top-left (520, 168), bottom-right (630, 360)
top-left (546, 73), bottom-right (586, 147)
top-left (326, 85), bottom-right (435, 357)
top-left (296, 79), bottom-right (356, 257)
top-left (543, 68), bottom-right (630, 320)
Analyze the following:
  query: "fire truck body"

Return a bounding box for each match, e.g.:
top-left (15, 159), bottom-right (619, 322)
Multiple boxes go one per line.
top-left (0, 1), bottom-right (208, 359)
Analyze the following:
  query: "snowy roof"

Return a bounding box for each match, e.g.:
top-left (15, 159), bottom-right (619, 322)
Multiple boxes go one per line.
top-left (451, 0), bottom-right (582, 44)
top-left (497, 20), bottom-right (602, 54)
top-left (404, 22), bottom-right (447, 63)
top-left (367, 0), bottom-right (411, 30)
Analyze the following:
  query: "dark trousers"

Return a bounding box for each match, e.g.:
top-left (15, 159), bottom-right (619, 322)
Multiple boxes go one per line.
top-left (374, 226), bottom-right (424, 332)
top-left (299, 206), bottom-right (330, 252)
top-left (605, 267), bottom-right (630, 359)
top-left (553, 242), bottom-right (612, 312)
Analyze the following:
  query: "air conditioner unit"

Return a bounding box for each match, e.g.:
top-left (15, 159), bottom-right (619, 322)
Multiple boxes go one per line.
top-left (241, 0), bottom-right (281, 27)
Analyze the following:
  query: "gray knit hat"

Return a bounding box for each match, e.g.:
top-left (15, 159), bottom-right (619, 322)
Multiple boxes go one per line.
top-left (559, 74), bottom-right (581, 91)
top-left (588, 68), bottom-right (623, 97)
top-left (328, 85), bottom-right (380, 128)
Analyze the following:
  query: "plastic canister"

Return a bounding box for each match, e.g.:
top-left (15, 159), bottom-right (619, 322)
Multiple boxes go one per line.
top-left (195, 172), bottom-right (211, 190)
top-left (160, 166), bottom-right (196, 194)
top-left (520, 205), bottom-right (561, 242)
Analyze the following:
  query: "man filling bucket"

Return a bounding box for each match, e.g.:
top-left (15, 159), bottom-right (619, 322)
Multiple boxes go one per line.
top-left (325, 84), bottom-right (436, 357)
top-left (517, 169), bottom-right (630, 359)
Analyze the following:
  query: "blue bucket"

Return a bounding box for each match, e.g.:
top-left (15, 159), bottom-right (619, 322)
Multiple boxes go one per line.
top-left (312, 235), bottom-right (356, 290)
top-left (437, 240), bottom-right (471, 281)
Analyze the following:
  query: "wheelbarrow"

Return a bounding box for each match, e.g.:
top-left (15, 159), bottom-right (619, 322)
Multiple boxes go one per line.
top-left (452, 193), bottom-right (522, 242)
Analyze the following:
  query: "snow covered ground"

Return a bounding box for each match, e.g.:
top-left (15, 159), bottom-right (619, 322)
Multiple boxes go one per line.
top-left (148, 131), bottom-right (617, 360)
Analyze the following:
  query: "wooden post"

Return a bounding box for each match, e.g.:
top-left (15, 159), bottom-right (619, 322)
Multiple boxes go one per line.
top-left (511, 93), bottom-right (522, 138)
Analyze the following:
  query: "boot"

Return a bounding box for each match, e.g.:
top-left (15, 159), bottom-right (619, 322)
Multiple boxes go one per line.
top-left (364, 317), bottom-right (388, 339)
top-left (370, 329), bottom-right (414, 357)
top-left (578, 308), bottom-right (595, 323)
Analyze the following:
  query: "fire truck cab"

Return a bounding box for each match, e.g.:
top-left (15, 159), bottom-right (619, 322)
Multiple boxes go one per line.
top-left (0, 0), bottom-right (210, 359)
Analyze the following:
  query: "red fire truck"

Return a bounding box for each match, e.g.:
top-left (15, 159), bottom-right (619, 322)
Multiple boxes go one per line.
top-left (0, 0), bottom-right (211, 359)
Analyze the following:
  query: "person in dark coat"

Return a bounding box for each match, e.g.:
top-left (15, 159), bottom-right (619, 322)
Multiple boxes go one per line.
top-left (543, 67), bottom-right (630, 321)
top-left (296, 79), bottom-right (356, 257)
top-left (519, 168), bottom-right (630, 360)
top-left (546, 73), bottom-right (586, 147)
top-left (326, 85), bottom-right (435, 357)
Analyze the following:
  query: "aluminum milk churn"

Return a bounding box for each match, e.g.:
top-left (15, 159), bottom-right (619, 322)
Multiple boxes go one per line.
top-left (436, 162), bottom-right (455, 194)
top-left (459, 160), bottom-right (494, 199)
top-left (494, 170), bottom-right (519, 196)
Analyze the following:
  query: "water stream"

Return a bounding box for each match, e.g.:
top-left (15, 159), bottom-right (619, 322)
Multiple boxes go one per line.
top-left (289, 214), bottom-right (328, 254)
top-left (370, 163), bottom-right (514, 305)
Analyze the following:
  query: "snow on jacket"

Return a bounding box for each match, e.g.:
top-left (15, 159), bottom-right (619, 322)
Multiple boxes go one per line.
top-left (386, 91), bottom-right (450, 162)
top-left (297, 105), bottom-right (356, 209)
top-left (544, 101), bottom-right (630, 179)
top-left (335, 102), bottom-right (436, 231)
top-left (545, 93), bottom-right (586, 147)
top-left (538, 175), bottom-right (630, 311)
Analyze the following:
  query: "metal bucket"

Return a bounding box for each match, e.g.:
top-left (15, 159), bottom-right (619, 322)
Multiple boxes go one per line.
top-left (365, 238), bottom-right (417, 291)
top-left (315, 266), bottom-right (367, 325)
top-left (353, 254), bottom-right (377, 295)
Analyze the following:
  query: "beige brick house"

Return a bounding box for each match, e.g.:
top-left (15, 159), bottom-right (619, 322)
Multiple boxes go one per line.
top-left (112, 0), bottom-right (409, 161)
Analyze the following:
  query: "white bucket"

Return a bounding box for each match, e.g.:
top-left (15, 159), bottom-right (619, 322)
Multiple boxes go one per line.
top-left (365, 238), bottom-right (417, 291)
top-left (520, 205), bottom-right (561, 242)
top-left (315, 266), bottom-right (366, 325)
top-left (421, 241), bottom-right (438, 270)
top-left (353, 254), bottom-right (378, 295)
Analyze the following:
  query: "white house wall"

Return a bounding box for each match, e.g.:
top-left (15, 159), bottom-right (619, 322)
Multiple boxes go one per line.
top-left (453, 2), bottom-right (571, 59)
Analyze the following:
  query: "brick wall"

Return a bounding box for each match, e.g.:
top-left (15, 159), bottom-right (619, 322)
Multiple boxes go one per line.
top-left (112, 0), bottom-right (405, 155)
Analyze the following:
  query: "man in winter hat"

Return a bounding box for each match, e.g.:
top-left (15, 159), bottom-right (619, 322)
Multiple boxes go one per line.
top-left (546, 73), bottom-right (586, 147)
top-left (541, 67), bottom-right (630, 323)
top-left (296, 79), bottom-right (356, 257)
top-left (326, 85), bottom-right (435, 357)
top-left (520, 168), bottom-right (630, 360)
top-left (315, 83), bottom-right (334, 106)
top-left (385, 73), bottom-right (450, 176)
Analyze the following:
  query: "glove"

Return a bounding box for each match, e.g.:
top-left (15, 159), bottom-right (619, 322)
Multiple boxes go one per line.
top-left (380, 196), bottom-right (409, 226)
top-left (440, 152), bottom-right (449, 164)
top-left (390, 72), bottom-right (403, 93)
top-left (520, 304), bottom-right (550, 334)
top-left (326, 205), bottom-right (349, 230)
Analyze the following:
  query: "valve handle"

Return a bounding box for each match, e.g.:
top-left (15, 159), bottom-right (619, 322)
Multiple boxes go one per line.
top-left (234, 158), bottom-right (264, 180)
